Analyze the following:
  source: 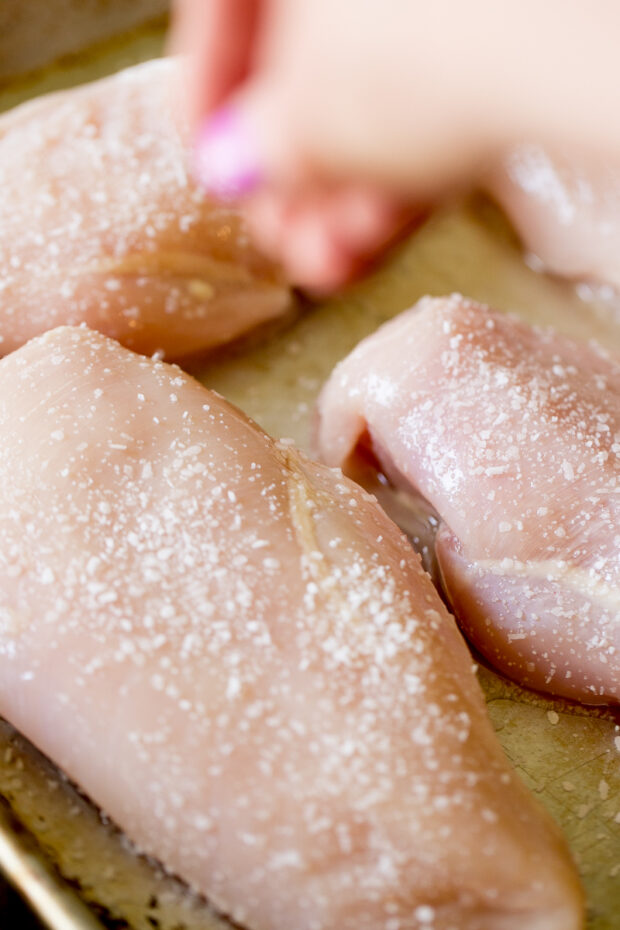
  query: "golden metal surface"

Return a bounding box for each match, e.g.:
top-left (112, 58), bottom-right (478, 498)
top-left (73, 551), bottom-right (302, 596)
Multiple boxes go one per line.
top-left (0, 796), bottom-right (104, 930)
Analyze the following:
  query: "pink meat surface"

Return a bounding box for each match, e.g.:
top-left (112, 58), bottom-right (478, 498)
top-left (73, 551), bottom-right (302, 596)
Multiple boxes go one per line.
top-left (487, 145), bottom-right (620, 295)
top-left (0, 326), bottom-right (582, 930)
top-left (0, 59), bottom-right (291, 359)
top-left (317, 295), bottom-right (620, 705)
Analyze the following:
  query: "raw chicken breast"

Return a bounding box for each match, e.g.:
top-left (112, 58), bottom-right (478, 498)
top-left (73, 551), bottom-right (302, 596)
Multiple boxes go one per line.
top-left (0, 326), bottom-right (582, 930)
top-left (487, 145), bottom-right (620, 295)
top-left (317, 295), bottom-right (620, 705)
top-left (0, 59), bottom-right (292, 359)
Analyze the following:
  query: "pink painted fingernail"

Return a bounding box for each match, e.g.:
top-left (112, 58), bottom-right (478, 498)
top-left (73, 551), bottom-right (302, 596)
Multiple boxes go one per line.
top-left (194, 106), bottom-right (262, 199)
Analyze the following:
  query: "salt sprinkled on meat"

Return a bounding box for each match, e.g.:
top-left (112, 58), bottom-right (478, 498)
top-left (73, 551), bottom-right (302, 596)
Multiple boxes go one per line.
top-left (317, 294), bottom-right (620, 704)
top-left (504, 145), bottom-right (580, 226)
top-left (488, 144), bottom-right (620, 296)
top-left (0, 326), bottom-right (582, 930)
top-left (0, 59), bottom-right (291, 359)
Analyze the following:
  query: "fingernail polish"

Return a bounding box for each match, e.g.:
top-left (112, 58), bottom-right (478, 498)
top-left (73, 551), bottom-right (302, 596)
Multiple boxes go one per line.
top-left (194, 106), bottom-right (262, 199)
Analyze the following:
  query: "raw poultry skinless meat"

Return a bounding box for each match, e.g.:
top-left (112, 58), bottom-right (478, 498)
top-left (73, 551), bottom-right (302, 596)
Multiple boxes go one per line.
top-left (0, 58), bottom-right (292, 360)
top-left (317, 295), bottom-right (620, 704)
top-left (487, 145), bottom-right (620, 299)
top-left (0, 326), bottom-right (582, 930)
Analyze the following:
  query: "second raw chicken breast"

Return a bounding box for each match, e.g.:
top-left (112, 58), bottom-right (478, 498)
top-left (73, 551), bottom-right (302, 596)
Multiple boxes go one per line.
top-left (317, 295), bottom-right (620, 704)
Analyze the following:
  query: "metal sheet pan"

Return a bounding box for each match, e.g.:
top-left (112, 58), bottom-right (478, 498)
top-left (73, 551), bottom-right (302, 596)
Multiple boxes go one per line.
top-left (0, 26), bottom-right (619, 930)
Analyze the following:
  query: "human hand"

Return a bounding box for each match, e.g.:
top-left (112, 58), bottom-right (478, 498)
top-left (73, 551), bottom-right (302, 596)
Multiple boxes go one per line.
top-left (170, 0), bottom-right (620, 290)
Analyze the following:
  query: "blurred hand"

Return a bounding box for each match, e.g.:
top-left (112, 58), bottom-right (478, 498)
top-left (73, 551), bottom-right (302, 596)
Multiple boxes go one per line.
top-left (170, 0), bottom-right (620, 290)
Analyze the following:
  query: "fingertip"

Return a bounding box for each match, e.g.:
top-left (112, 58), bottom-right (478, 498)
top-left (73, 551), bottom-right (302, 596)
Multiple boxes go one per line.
top-left (245, 192), bottom-right (292, 256)
top-left (299, 255), bottom-right (357, 295)
top-left (326, 186), bottom-right (412, 253)
top-left (280, 215), bottom-right (355, 291)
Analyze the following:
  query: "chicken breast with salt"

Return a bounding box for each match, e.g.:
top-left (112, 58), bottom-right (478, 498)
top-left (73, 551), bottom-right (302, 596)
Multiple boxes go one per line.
top-left (0, 326), bottom-right (582, 930)
top-left (487, 145), bottom-right (620, 296)
top-left (0, 58), bottom-right (291, 359)
top-left (317, 295), bottom-right (620, 704)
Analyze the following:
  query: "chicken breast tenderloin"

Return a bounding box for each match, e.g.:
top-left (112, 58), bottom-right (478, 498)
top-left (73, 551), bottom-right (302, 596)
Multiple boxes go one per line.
top-left (0, 59), bottom-right (291, 359)
top-left (317, 295), bottom-right (620, 705)
top-left (0, 326), bottom-right (582, 930)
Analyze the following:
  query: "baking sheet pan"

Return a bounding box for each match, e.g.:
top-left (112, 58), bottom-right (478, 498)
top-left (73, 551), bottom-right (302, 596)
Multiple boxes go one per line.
top-left (0, 24), bottom-right (619, 930)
